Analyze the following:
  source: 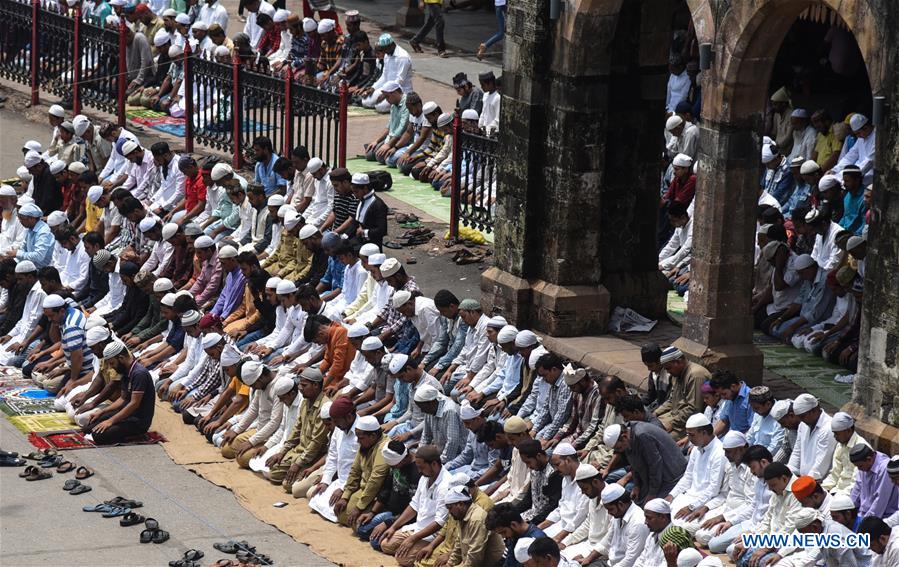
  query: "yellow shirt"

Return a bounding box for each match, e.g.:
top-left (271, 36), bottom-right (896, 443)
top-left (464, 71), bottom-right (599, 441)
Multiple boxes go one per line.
top-left (85, 200), bottom-right (102, 233)
top-left (814, 128), bottom-right (842, 168)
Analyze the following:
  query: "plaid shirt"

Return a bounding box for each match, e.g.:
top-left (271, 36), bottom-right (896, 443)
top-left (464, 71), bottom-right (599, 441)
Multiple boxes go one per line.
top-left (188, 352), bottom-right (226, 400)
top-left (556, 380), bottom-right (602, 449)
top-left (317, 35), bottom-right (344, 73)
top-left (420, 397), bottom-right (466, 464)
top-left (379, 277), bottom-right (421, 335)
top-left (531, 379), bottom-right (573, 441)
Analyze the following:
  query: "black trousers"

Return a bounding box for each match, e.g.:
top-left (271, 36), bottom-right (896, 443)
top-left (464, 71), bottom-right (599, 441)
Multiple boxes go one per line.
top-left (84, 412), bottom-right (149, 445)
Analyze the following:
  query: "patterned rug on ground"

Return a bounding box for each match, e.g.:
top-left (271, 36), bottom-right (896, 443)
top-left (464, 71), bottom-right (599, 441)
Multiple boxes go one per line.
top-left (26, 430), bottom-right (167, 451)
top-left (8, 412), bottom-right (78, 434)
top-left (0, 386), bottom-right (58, 417)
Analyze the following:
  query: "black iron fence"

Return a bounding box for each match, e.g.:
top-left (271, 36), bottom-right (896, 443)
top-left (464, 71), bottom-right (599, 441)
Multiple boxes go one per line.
top-left (290, 82), bottom-right (342, 168)
top-left (37, 7), bottom-right (76, 99)
top-left (189, 55), bottom-right (235, 155)
top-left (238, 66), bottom-right (287, 160)
top-left (0, 0), bottom-right (32, 86)
top-left (451, 122), bottom-right (498, 236)
top-left (77, 19), bottom-right (121, 115)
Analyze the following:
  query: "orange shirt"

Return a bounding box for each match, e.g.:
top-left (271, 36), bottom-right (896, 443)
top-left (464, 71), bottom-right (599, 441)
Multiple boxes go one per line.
top-left (320, 322), bottom-right (355, 383)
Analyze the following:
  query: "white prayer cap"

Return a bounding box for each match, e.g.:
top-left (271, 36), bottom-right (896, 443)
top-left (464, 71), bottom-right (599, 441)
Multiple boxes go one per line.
top-left (665, 115), bottom-right (684, 131)
top-left (105, 14), bottom-right (120, 26)
top-left (355, 415), bottom-right (381, 432)
top-left (210, 163), bottom-right (233, 181)
top-left (201, 332), bottom-right (223, 349)
top-left (175, 12), bottom-right (190, 24)
top-left (220, 344), bottom-right (242, 366)
top-left (450, 472), bottom-right (472, 487)
top-left (194, 235), bottom-right (215, 249)
top-left (659, 346), bottom-right (683, 363)
top-left (15, 260), bottom-right (36, 273)
top-left (267, 194), bottom-right (285, 207)
top-left (644, 498), bottom-right (671, 514)
top-left (102, 339), bottom-right (126, 359)
top-left (461, 109), bottom-right (479, 121)
top-left (23, 140), bottom-right (42, 152)
top-left (676, 548), bottom-right (704, 567)
top-left (380, 80), bottom-right (400, 94)
top-left (382, 442), bottom-right (406, 466)
top-left (368, 253), bottom-right (386, 266)
top-left (527, 348), bottom-right (545, 370)
top-left (276, 280), bottom-right (297, 295)
top-left (16, 166), bottom-right (31, 182)
top-left (849, 113), bottom-right (869, 132)
top-left (161, 8), bottom-right (177, 17)
top-left (437, 113), bottom-right (453, 128)
top-left (600, 483), bottom-right (625, 504)
top-left (497, 325), bottom-right (518, 344)
top-left (413, 384), bottom-right (440, 403)
top-left (829, 493), bottom-right (856, 512)
top-left (161, 222), bottom-right (179, 241)
top-left (283, 212), bottom-right (302, 230)
top-left (672, 153), bottom-right (693, 168)
top-left (191, 21), bottom-right (208, 30)
top-left (19, 203), bottom-right (43, 217)
top-left (0, 184), bottom-right (15, 197)
top-left (830, 411), bottom-right (854, 431)
top-left (359, 243), bottom-right (380, 257)
top-left (48, 104), bottom-right (65, 118)
top-left (379, 258), bottom-right (401, 277)
top-left (444, 485), bottom-right (472, 505)
top-left (85, 325), bottom-right (111, 347)
top-left (168, 44), bottom-right (183, 58)
top-left (298, 225), bottom-right (318, 240)
top-left (514, 330), bottom-right (539, 348)
top-left (761, 144), bottom-right (777, 163)
top-left (302, 17), bottom-right (316, 32)
top-left (160, 293), bottom-right (177, 307)
top-left (603, 423), bottom-right (622, 447)
top-left (122, 140), bottom-right (140, 155)
top-left (792, 393), bottom-right (818, 415)
top-left (42, 294), bottom-right (65, 309)
top-left (214, 45), bottom-right (230, 58)
top-left (241, 360), bottom-right (265, 385)
top-left (72, 114), bottom-right (91, 136)
top-left (48, 160), bottom-right (67, 175)
top-left (317, 18), bottom-right (335, 33)
top-left (818, 174), bottom-right (841, 191)
top-left (181, 310), bottom-right (201, 326)
top-left (793, 254), bottom-right (816, 271)
top-left (84, 313), bottom-right (106, 330)
top-left (769, 400), bottom-right (793, 421)
top-left (553, 442), bottom-right (576, 457)
top-left (575, 463), bottom-right (600, 481)
top-left (46, 211), bottom-right (67, 227)
top-left (273, 376), bottom-right (295, 397)
top-left (487, 315), bottom-right (508, 329)
top-left (153, 29), bottom-right (172, 47)
top-left (697, 558), bottom-right (724, 567)
top-left (68, 162), bottom-right (87, 175)
top-left (513, 538), bottom-right (534, 563)
top-left (361, 336), bottom-right (383, 351)
top-left (273, 8), bottom-right (290, 22)
top-left (722, 430), bottom-right (747, 449)
top-left (153, 277), bottom-right (174, 293)
top-left (422, 101), bottom-right (438, 114)
top-left (138, 217), bottom-right (157, 233)
top-left (388, 353), bottom-right (409, 374)
top-left (798, 159), bottom-right (820, 175)
top-left (23, 150), bottom-right (42, 168)
top-left (346, 323), bottom-right (369, 339)
top-left (792, 507), bottom-right (821, 530)
top-left (265, 277), bottom-right (281, 290)
top-left (790, 108), bottom-right (809, 119)
top-left (304, 157), bottom-right (323, 174)
top-left (459, 402), bottom-right (481, 420)
top-left (218, 245), bottom-right (238, 259)
top-left (562, 364), bottom-right (587, 386)
top-left (847, 235), bottom-right (866, 252)
top-left (685, 413), bottom-right (712, 429)
top-left (351, 172), bottom-right (370, 185)
top-left (391, 290), bottom-right (412, 309)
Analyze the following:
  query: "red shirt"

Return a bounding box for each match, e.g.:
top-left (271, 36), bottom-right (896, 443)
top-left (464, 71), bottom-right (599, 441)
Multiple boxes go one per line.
top-left (60, 181), bottom-right (76, 211)
top-left (664, 174), bottom-right (696, 207)
top-left (184, 173), bottom-right (207, 212)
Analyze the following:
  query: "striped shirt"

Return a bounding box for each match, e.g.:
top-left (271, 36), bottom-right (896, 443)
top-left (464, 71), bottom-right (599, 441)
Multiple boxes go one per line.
top-left (422, 128), bottom-right (446, 159)
top-left (62, 307), bottom-right (94, 374)
top-left (332, 193), bottom-right (358, 228)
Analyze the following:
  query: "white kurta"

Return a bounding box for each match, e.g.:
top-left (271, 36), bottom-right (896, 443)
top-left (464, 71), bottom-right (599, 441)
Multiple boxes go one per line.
top-left (249, 394), bottom-right (303, 475)
top-left (599, 503), bottom-right (649, 567)
top-left (543, 475), bottom-right (589, 538)
top-left (561, 497), bottom-right (611, 561)
top-left (0, 281), bottom-right (46, 363)
top-left (60, 241), bottom-right (90, 292)
top-left (669, 436), bottom-right (729, 529)
top-left (788, 411), bottom-right (837, 481)
top-left (0, 213), bottom-right (25, 255)
top-left (308, 427), bottom-right (359, 522)
top-left (304, 176), bottom-right (334, 229)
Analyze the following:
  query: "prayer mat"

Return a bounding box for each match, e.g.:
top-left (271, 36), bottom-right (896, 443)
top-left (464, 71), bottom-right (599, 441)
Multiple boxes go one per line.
top-left (125, 108), bottom-right (168, 119)
top-left (26, 430), bottom-right (167, 451)
top-left (666, 291), bottom-right (686, 325)
top-left (346, 105), bottom-right (379, 118)
top-left (755, 341), bottom-right (852, 410)
top-left (8, 412), bottom-right (76, 434)
top-left (0, 389), bottom-right (57, 417)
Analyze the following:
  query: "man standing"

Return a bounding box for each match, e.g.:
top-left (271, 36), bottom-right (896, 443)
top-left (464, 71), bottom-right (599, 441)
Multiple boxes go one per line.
top-left (409, 0), bottom-right (446, 57)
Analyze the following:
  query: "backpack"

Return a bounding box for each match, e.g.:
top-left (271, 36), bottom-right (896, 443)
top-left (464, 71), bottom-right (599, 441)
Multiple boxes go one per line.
top-left (367, 170), bottom-right (393, 192)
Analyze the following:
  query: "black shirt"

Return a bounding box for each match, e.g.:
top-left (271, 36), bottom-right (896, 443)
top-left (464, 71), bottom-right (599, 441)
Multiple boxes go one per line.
top-left (32, 166), bottom-right (63, 213)
top-left (0, 283), bottom-right (27, 336)
top-left (123, 361), bottom-right (156, 430)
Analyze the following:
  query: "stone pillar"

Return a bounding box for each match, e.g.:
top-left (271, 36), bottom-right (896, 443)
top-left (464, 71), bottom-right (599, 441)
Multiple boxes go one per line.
top-left (673, 118), bottom-right (764, 384)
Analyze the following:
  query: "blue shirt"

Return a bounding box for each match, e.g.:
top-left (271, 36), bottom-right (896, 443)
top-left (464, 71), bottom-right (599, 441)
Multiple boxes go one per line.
top-left (319, 256), bottom-right (346, 293)
top-left (503, 524), bottom-right (546, 567)
top-left (762, 158), bottom-right (795, 206)
top-left (721, 383), bottom-right (753, 433)
top-left (254, 153), bottom-right (287, 196)
top-left (746, 411), bottom-right (785, 456)
top-left (783, 181), bottom-right (812, 219)
top-left (839, 189), bottom-right (866, 235)
top-left (16, 219), bottom-right (55, 268)
top-left (61, 306), bottom-right (94, 374)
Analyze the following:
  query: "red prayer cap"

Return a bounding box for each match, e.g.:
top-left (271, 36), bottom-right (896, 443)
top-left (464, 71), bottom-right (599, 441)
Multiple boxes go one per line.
top-left (134, 3), bottom-right (150, 15)
top-left (791, 475), bottom-right (817, 499)
top-left (329, 396), bottom-right (355, 419)
top-left (198, 313), bottom-right (219, 329)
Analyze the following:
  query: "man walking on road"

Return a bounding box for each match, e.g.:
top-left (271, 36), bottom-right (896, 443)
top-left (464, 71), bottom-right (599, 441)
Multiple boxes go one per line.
top-left (410, 0), bottom-right (447, 58)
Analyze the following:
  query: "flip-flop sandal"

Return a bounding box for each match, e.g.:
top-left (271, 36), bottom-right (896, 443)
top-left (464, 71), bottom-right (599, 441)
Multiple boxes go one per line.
top-left (56, 461), bottom-right (75, 473)
top-left (168, 561), bottom-right (199, 567)
top-left (83, 503), bottom-right (115, 513)
top-left (25, 468), bottom-right (52, 481)
top-left (214, 560), bottom-right (237, 567)
top-left (106, 496), bottom-right (143, 509)
top-left (213, 541), bottom-right (240, 554)
top-left (383, 241), bottom-right (403, 249)
top-left (19, 465), bottom-right (39, 478)
top-left (120, 512), bottom-right (146, 526)
top-left (140, 529), bottom-right (155, 544)
top-left (152, 530), bottom-right (170, 544)
top-left (69, 484), bottom-right (92, 495)
top-left (253, 554), bottom-right (273, 565)
top-left (182, 550), bottom-right (204, 561)
top-left (101, 506), bottom-right (131, 518)
top-left (39, 455), bottom-right (63, 468)
top-left (75, 466), bottom-right (94, 479)
top-left (0, 456), bottom-right (26, 467)
top-left (23, 451), bottom-right (45, 461)
top-left (63, 479), bottom-right (81, 491)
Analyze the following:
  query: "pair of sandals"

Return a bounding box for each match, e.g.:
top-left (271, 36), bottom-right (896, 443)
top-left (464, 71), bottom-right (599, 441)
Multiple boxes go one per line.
top-left (62, 479), bottom-right (92, 495)
top-left (18, 465), bottom-right (52, 481)
top-left (83, 502), bottom-right (131, 517)
top-left (140, 517), bottom-right (169, 544)
top-left (168, 549), bottom-right (204, 567)
top-left (0, 450), bottom-right (25, 467)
